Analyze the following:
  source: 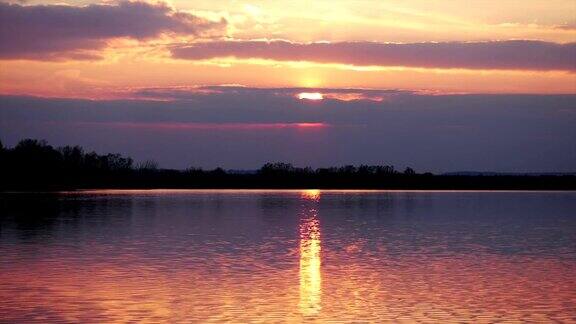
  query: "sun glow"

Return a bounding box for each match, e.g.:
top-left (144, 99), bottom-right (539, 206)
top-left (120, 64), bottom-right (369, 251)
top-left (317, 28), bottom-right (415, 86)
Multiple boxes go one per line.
top-left (298, 92), bottom-right (324, 100)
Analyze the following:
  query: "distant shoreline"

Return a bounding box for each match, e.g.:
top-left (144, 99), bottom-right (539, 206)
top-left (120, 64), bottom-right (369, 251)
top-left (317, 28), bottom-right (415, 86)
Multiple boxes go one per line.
top-left (3, 188), bottom-right (576, 194)
top-left (2, 174), bottom-right (576, 192)
top-left (2, 139), bottom-right (575, 192)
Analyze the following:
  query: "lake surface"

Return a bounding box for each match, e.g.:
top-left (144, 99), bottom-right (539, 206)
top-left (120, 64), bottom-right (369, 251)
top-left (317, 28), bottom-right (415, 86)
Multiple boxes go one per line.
top-left (1, 190), bottom-right (575, 323)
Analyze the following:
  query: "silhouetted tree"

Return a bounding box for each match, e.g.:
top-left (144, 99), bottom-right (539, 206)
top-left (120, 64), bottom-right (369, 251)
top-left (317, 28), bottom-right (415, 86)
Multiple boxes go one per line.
top-left (0, 140), bottom-right (4, 170)
top-left (186, 166), bottom-right (204, 174)
top-left (259, 162), bottom-right (296, 175)
top-left (1, 137), bottom-right (573, 191)
top-left (339, 165), bottom-right (357, 174)
top-left (12, 139), bottom-right (60, 172)
top-left (211, 167), bottom-right (226, 175)
top-left (59, 146), bottom-right (84, 172)
top-left (103, 153), bottom-right (133, 171)
top-left (404, 167), bottom-right (416, 175)
top-left (138, 160), bottom-right (159, 171)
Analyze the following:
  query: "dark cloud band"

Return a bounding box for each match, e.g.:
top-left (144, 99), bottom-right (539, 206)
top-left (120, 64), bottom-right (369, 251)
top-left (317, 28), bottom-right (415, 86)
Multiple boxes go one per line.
top-left (0, 1), bottom-right (226, 60)
top-left (1, 89), bottom-right (574, 170)
top-left (171, 40), bottom-right (576, 71)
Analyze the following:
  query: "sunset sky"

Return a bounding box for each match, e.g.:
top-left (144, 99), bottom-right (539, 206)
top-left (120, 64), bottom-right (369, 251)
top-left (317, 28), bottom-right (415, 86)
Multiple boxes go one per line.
top-left (0, 0), bottom-right (575, 171)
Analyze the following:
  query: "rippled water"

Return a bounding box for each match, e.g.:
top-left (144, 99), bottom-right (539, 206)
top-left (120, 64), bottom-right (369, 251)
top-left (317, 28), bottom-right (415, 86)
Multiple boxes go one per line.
top-left (1, 190), bottom-right (575, 323)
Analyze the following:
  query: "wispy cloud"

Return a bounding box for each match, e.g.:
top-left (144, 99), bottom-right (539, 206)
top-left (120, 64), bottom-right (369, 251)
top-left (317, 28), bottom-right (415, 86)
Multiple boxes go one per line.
top-left (554, 23), bottom-right (576, 31)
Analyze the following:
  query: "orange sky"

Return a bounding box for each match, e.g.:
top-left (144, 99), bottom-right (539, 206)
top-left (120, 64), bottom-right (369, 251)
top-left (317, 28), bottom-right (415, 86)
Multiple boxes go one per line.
top-left (0, 0), bottom-right (575, 97)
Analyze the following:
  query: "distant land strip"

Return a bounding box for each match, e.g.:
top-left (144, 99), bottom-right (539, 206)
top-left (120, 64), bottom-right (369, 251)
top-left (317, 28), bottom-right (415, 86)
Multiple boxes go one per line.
top-left (1, 139), bottom-right (574, 191)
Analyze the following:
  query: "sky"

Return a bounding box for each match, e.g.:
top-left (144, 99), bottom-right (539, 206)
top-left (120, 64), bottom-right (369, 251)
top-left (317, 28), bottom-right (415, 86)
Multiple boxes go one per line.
top-left (0, 0), bottom-right (575, 172)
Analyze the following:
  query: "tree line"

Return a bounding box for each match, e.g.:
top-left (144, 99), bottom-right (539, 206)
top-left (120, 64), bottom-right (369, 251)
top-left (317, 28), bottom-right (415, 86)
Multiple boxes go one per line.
top-left (0, 138), bottom-right (574, 190)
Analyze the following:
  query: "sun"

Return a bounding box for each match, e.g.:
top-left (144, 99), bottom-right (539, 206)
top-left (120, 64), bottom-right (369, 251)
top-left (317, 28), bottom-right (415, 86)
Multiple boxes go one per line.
top-left (298, 92), bottom-right (324, 100)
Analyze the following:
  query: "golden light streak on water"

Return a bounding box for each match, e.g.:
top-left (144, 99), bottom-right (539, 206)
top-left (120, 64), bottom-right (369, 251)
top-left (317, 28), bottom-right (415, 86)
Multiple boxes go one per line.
top-left (1, 191), bottom-right (575, 322)
top-left (300, 189), bottom-right (321, 201)
top-left (299, 190), bottom-right (322, 315)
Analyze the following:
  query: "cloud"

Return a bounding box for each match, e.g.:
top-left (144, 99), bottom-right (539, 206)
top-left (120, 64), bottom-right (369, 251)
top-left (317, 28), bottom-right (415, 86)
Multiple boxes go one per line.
top-left (0, 1), bottom-right (226, 60)
top-left (554, 23), bottom-right (576, 31)
top-left (1, 88), bottom-right (575, 172)
top-left (3, 86), bottom-right (574, 126)
top-left (73, 121), bottom-right (329, 131)
top-left (171, 40), bottom-right (576, 71)
top-left (129, 86), bottom-right (410, 102)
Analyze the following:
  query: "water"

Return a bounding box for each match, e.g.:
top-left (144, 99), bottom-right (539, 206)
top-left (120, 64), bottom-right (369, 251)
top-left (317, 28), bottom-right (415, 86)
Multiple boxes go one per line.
top-left (1, 190), bottom-right (575, 323)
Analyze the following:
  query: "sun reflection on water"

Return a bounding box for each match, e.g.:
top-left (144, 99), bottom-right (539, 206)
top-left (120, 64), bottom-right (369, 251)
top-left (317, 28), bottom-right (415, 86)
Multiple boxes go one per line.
top-left (2, 191), bottom-right (575, 322)
top-left (301, 189), bottom-right (321, 201)
top-left (299, 190), bottom-right (322, 315)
